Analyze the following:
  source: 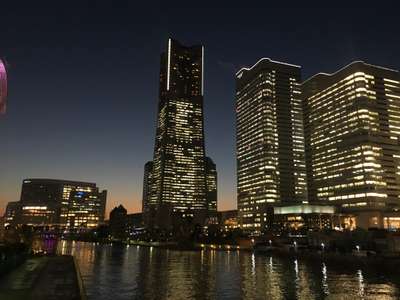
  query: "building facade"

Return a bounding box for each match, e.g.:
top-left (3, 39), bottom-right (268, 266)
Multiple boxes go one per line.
top-left (19, 203), bottom-right (58, 226)
top-left (205, 156), bottom-right (217, 218)
top-left (142, 161), bottom-right (153, 220)
top-left (109, 205), bottom-right (127, 240)
top-left (4, 201), bottom-right (20, 227)
top-left (217, 210), bottom-right (239, 231)
top-left (273, 204), bottom-right (336, 233)
top-left (148, 38), bottom-right (213, 227)
top-left (18, 178), bottom-right (106, 228)
top-left (66, 189), bottom-right (107, 229)
top-left (236, 58), bottom-right (308, 234)
top-left (126, 213), bottom-right (143, 237)
top-left (0, 59), bottom-right (7, 115)
top-left (302, 61), bottom-right (400, 229)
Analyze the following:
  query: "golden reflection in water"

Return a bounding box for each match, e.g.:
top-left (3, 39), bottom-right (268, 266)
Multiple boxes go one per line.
top-left (294, 259), bottom-right (315, 300)
top-left (200, 249), bottom-right (204, 270)
top-left (294, 259), bottom-right (299, 278)
top-left (57, 241), bottom-right (400, 300)
top-left (251, 253), bottom-right (255, 275)
top-left (265, 256), bottom-right (283, 299)
top-left (322, 262), bottom-right (329, 295)
top-left (268, 256), bottom-right (273, 271)
top-left (357, 269), bottom-right (365, 297)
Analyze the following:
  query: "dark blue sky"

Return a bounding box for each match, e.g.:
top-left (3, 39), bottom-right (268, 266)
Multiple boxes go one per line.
top-left (1, 1), bottom-right (399, 214)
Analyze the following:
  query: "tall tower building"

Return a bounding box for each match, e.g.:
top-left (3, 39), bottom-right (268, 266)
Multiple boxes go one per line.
top-left (142, 161), bottom-right (154, 214)
top-left (0, 59), bottom-right (7, 115)
top-left (149, 38), bottom-right (210, 227)
top-left (236, 58), bottom-right (308, 234)
top-left (205, 157), bottom-right (217, 217)
top-left (303, 61), bottom-right (400, 229)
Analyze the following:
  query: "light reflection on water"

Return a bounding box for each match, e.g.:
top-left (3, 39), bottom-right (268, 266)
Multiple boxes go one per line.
top-left (58, 241), bottom-right (400, 300)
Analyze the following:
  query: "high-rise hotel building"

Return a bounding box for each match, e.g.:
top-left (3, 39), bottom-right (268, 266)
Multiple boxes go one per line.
top-left (0, 58), bottom-right (7, 115)
top-left (147, 38), bottom-right (215, 226)
top-left (236, 58), bottom-right (308, 233)
top-left (303, 61), bottom-right (400, 229)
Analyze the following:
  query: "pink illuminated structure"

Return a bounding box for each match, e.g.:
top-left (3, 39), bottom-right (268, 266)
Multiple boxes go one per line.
top-left (0, 59), bottom-right (7, 114)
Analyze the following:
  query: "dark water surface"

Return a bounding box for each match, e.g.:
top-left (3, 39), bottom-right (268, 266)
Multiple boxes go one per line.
top-left (58, 241), bottom-right (400, 300)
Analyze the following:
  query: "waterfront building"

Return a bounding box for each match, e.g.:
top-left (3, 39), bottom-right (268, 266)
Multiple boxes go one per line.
top-left (4, 201), bottom-right (20, 227)
top-left (66, 189), bottom-right (107, 229)
top-left (205, 157), bottom-right (217, 221)
top-left (19, 179), bottom-right (107, 228)
top-left (302, 61), bottom-right (400, 229)
top-left (0, 58), bottom-right (7, 115)
top-left (217, 210), bottom-right (239, 231)
top-left (273, 204), bottom-right (336, 233)
top-left (236, 58), bottom-right (308, 234)
top-left (126, 213), bottom-right (143, 237)
top-left (109, 205), bottom-right (127, 240)
top-left (19, 203), bottom-right (58, 226)
top-left (148, 38), bottom-right (214, 227)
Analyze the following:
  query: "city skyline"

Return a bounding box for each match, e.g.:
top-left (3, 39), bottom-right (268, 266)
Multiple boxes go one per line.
top-left (1, 2), bottom-right (400, 216)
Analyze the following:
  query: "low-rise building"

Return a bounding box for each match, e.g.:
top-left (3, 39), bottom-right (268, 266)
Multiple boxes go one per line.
top-left (4, 201), bottom-right (20, 227)
top-left (218, 210), bottom-right (238, 231)
top-left (19, 203), bottom-right (58, 226)
top-left (109, 205), bottom-right (127, 240)
top-left (3, 179), bottom-right (107, 230)
top-left (273, 204), bottom-right (336, 233)
top-left (126, 213), bottom-right (143, 237)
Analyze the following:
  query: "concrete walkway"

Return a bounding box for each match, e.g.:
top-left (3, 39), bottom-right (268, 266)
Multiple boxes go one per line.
top-left (0, 256), bottom-right (85, 300)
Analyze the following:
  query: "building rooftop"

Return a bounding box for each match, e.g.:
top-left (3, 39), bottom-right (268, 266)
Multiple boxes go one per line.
top-left (23, 178), bottom-right (97, 187)
top-left (236, 57), bottom-right (301, 77)
top-left (274, 204), bottom-right (335, 215)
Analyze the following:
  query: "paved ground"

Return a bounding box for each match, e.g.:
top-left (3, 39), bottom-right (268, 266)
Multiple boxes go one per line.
top-left (0, 256), bottom-right (84, 300)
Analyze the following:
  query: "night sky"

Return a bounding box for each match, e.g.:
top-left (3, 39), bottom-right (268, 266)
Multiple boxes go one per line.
top-left (1, 1), bottom-right (400, 216)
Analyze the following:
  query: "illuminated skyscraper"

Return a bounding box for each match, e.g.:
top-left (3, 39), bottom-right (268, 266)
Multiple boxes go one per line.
top-left (303, 61), bottom-right (400, 229)
top-left (205, 156), bottom-right (217, 217)
top-left (149, 38), bottom-right (210, 227)
top-left (0, 59), bottom-right (7, 115)
top-left (142, 161), bottom-right (153, 214)
top-left (236, 58), bottom-right (308, 234)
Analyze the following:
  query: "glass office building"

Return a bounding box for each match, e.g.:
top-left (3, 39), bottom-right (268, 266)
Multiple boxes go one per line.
top-left (302, 61), bottom-right (400, 228)
top-left (18, 178), bottom-right (107, 229)
top-left (236, 58), bottom-right (308, 234)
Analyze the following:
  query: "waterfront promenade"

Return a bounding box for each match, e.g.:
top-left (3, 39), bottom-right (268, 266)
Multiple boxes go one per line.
top-left (0, 255), bottom-right (85, 300)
